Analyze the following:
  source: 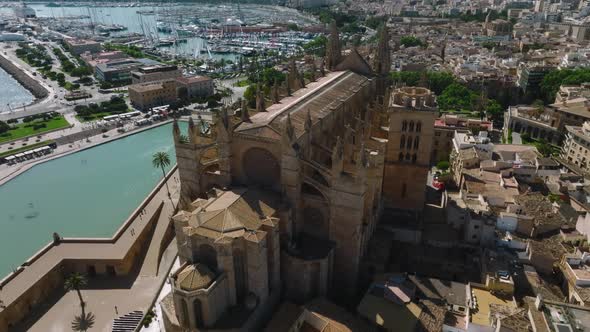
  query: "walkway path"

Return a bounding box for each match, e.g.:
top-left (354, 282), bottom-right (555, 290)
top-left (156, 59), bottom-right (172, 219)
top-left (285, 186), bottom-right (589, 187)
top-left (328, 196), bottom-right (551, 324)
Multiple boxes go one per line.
top-left (0, 119), bottom-right (171, 184)
top-left (6, 169), bottom-right (181, 332)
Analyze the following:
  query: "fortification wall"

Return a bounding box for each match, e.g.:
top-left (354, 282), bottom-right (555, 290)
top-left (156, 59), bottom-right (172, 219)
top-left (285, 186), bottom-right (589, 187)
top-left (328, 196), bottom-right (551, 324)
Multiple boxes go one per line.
top-left (0, 54), bottom-right (48, 99)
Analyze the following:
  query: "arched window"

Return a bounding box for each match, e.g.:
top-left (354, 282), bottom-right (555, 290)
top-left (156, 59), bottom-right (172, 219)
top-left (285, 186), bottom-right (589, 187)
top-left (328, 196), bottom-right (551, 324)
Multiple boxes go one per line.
top-left (402, 121), bottom-right (407, 131)
top-left (398, 152), bottom-right (404, 161)
top-left (416, 121), bottom-right (422, 132)
top-left (406, 136), bottom-right (413, 150)
top-left (414, 136), bottom-right (420, 150)
top-left (194, 299), bottom-right (204, 328)
top-left (405, 153), bottom-right (411, 161)
top-left (181, 299), bottom-right (190, 328)
top-left (409, 121), bottom-right (415, 132)
top-left (400, 135), bottom-right (405, 149)
top-left (412, 154), bottom-right (417, 164)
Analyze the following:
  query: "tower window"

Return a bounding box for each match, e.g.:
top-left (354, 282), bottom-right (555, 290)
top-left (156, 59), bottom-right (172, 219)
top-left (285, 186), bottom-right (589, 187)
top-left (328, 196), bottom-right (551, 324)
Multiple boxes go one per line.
top-left (412, 154), bottom-right (417, 164)
top-left (399, 152), bottom-right (404, 161)
top-left (405, 152), bottom-right (411, 161)
top-left (414, 136), bottom-right (420, 150)
top-left (400, 135), bottom-right (405, 149)
top-left (409, 121), bottom-right (414, 132)
top-left (402, 120), bottom-right (407, 131)
top-left (407, 136), bottom-right (413, 150)
top-left (416, 121), bottom-right (422, 132)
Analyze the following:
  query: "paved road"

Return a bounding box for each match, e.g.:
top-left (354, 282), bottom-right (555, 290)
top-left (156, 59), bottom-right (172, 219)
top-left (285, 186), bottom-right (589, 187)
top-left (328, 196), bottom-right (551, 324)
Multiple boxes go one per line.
top-left (0, 41), bottom-right (115, 121)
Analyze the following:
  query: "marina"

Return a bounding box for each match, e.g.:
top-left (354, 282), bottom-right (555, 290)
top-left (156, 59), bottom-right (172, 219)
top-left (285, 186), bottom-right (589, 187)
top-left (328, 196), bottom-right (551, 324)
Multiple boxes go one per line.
top-left (0, 3), bottom-right (320, 62)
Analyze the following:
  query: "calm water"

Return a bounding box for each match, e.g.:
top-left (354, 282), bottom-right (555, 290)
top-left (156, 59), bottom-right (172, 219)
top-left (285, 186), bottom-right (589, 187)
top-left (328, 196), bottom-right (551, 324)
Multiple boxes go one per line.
top-left (0, 122), bottom-right (186, 278)
top-left (0, 66), bottom-right (34, 112)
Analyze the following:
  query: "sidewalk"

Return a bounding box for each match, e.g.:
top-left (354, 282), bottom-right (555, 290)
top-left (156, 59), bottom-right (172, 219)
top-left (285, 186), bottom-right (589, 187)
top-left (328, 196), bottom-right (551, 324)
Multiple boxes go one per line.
top-left (0, 119), bottom-right (171, 184)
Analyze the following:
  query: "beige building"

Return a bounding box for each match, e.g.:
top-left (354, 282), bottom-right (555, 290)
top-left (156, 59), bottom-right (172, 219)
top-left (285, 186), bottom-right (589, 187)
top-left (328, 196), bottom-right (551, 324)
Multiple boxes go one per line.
top-left (159, 25), bottom-right (439, 331)
top-left (64, 38), bottom-right (102, 55)
top-left (128, 79), bottom-right (178, 110)
top-left (432, 114), bottom-right (493, 164)
top-left (380, 87), bottom-right (437, 210)
top-left (161, 188), bottom-right (282, 331)
top-left (562, 122), bottom-right (590, 172)
top-left (131, 65), bottom-right (182, 84)
top-left (176, 76), bottom-right (215, 100)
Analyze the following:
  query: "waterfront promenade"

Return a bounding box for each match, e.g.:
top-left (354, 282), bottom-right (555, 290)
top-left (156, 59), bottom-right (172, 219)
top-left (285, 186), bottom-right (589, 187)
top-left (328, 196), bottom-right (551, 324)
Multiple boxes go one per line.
top-left (4, 167), bottom-right (180, 332)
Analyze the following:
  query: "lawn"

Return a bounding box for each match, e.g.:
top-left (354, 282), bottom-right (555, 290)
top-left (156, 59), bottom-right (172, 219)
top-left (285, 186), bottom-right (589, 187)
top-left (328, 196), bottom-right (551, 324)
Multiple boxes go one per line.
top-left (235, 79), bottom-right (250, 87)
top-left (0, 117), bottom-right (70, 143)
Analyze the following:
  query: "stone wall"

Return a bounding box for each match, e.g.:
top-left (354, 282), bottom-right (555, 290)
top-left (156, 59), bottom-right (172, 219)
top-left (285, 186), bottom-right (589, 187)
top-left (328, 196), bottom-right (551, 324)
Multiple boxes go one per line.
top-left (0, 54), bottom-right (48, 99)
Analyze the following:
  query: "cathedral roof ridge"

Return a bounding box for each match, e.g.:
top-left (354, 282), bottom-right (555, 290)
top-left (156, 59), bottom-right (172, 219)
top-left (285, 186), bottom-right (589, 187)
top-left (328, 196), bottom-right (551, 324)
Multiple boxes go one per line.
top-left (235, 70), bottom-right (349, 131)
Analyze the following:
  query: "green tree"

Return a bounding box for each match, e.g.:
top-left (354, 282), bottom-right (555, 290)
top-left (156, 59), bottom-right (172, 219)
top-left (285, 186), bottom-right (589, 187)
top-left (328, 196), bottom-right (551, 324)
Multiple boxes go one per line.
top-left (400, 36), bottom-right (425, 48)
top-left (486, 99), bottom-right (503, 122)
top-left (390, 71), bottom-right (455, 95)
top-left (436, 160), bottom-right (450, 171)
top-left (303, 35), bottom-right (328, 57)
top-left (243, 84), bottom-right (257, 108)
top-left (65, 273), bottom-right (87, 313)
top-left (0, 120), bottom-right (10, 135)
top-left (541, 68), bottom-right (590, 103)
top-left (152, 151), bottom-right (172, 200)
top-left (437, 83), bottom-right (477, 111)
top-left (535, 139), bottom-right (553, 157)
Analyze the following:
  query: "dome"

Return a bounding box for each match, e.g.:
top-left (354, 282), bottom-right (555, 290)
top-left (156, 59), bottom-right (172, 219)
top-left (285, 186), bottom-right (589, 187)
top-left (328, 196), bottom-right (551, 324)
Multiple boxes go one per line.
top-left (176, 264), bottom-right (216, 291)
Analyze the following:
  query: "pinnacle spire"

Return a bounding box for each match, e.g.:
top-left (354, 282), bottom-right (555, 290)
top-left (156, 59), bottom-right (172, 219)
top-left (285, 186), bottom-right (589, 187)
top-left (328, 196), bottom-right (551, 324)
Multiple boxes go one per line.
top-left (374, 24), bottom-right (391, 97)
top-left (256, 83), bottom-right (266, 112)
top-left (326, 20), bottom-right (341, 70)
top-left (241, 99), bottom-right (250, 122)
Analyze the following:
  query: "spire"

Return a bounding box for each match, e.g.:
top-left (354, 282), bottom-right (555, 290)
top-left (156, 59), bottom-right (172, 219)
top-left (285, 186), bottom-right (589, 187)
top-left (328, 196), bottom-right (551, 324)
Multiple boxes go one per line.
top-left (220, 105), bottom-right (229, 129)
top-left (374, 24), bottom-right (391, 97)
top-left (326, 20), bottom-right (341, 70)
top-left (173, 118), bottom-right (180, 142)
top-left (216, 107), bottom-right (230, 142)
top-left (304, 109), bottom-right (312, 132)
top-left (256, 83), bottom-right (266, 112)
top-left (356, 141), bottom-right (367, 170)
top-left (272, 79), bottom-right (280, 104)
top-left (241, 98), bottom-right (249, 122)
top-left (285, 73), bottom-right (292, 96)
top-left (299, 70), bottom-right (306, 89)
top-left (188, 116), bottom-right (196, 143)
top-left (289, 59), bottom-right (299, 90)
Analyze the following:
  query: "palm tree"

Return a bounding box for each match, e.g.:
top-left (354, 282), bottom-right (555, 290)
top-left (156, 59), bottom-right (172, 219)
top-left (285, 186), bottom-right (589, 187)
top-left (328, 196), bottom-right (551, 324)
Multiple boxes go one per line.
top-left (152, 151), bottom-right (173, 201)
top-left (65, 273), bottom-right (87, 313)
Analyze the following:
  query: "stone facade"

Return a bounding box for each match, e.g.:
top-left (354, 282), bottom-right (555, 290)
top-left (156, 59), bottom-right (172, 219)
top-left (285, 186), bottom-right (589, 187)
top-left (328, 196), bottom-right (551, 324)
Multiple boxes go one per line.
top-left (380, 87), bottom-right (437, 210)
top-left (164, 24), bottom-right (437, 331)
top-left (128, 79), bottom-right (178, 110)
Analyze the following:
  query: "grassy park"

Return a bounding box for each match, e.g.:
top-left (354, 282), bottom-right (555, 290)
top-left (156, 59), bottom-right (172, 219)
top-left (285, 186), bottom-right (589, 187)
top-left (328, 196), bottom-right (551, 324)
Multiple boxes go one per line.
top-left (0, 114), bottom-right (70, 144)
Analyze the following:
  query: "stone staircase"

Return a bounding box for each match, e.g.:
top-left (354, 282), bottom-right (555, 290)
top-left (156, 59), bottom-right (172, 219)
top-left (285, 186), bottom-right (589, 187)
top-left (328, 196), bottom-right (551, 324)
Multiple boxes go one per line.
top-left (111, 310), bottom-right (143, 332)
